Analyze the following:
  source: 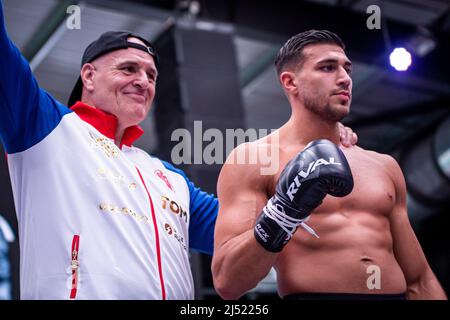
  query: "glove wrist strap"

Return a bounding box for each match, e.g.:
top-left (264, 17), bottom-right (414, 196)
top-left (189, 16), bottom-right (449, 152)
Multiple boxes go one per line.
top-left (254, 197), bottom-right (310, 252)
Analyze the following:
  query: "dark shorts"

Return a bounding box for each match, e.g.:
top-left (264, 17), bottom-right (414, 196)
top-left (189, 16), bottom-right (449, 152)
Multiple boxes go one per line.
top-left (283, 292), bottom-right (407, 300)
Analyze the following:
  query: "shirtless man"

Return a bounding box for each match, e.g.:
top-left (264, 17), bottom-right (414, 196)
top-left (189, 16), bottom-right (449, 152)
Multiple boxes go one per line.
top-left (211, 30), bottom-right (447, 300)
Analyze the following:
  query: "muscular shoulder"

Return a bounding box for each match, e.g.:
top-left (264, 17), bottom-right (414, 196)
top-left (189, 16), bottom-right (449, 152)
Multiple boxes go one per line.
top-left (359, 148), bottom-right (401, 173)
top-left (222, 140), bottom-right (270, 176)
top-left (219, 139), bottom-right (274, 193)
top-left (357, 147), bottom-right (406, 193)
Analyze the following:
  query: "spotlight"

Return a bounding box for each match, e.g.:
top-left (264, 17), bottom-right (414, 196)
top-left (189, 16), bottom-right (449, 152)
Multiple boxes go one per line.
top-left (389, 47), bottom-right (412, 71)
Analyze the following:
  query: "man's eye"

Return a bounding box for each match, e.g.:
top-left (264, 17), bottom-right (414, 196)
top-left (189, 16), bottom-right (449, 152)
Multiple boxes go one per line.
top-left (122, 66), bottom-right (135, 73)
top-left (321, 65), bottom-right (333, 71)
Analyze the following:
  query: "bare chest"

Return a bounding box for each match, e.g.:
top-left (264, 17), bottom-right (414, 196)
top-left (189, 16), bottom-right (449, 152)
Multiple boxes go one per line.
top-left (269, 147), bottom-right (396, 217)
top-left (322, 155), bottom-right (395, 217)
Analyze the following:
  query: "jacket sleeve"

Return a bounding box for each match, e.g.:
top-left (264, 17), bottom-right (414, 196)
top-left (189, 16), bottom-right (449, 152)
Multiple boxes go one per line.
top-left (162, 161), bottom-right (218, 255)
top-left (0, 0), bottom-right (71, 154)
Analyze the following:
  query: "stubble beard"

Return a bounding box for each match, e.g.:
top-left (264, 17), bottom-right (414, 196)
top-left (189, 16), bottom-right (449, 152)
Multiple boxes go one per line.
top-left (303, 94), bottom-right (348, 123)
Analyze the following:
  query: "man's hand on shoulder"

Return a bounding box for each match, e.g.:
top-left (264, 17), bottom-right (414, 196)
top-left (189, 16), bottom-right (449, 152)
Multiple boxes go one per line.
top-left (338, 122), bottom-right (358, 148)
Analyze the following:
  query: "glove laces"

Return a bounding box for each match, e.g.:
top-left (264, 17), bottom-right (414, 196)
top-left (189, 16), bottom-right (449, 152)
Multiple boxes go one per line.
top-left (264, 198), bottom-right (320, 239)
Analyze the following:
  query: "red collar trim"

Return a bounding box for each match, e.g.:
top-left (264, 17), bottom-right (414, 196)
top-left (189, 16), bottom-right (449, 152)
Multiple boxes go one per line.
top-left (70, 102), bottom-right (144, 148)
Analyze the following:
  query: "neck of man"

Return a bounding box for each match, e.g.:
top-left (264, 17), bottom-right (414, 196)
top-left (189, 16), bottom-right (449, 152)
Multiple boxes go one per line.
top-left (114, 125), bottom-right (126, 147)
top-left (282, 101), bottom-right (342, 147)
top-left (81, 96), bottom-right (127, 147)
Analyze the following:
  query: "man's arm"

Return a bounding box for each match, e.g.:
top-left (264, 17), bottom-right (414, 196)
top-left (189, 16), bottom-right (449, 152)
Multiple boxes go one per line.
top-left (212, 144), bottom-right (277, 300)
top-left (386, 155), bottom-right (447, 300)
top-left (212, 140), bottom-right (353, 299)
top-left (161, 160), bottom-right (218, 255)
top-left (0, 1), bottom-right (69, 154)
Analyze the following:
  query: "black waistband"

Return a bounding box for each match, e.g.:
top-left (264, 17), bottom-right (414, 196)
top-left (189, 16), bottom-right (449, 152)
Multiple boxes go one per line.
top-left (283, 292), bottom-right (407, 300)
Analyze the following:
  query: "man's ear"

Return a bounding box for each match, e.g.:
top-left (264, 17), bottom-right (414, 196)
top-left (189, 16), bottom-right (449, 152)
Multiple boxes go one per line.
top-left (279, 71), bottom-right (298, 95)
top-left (80, 63), bottom-right (96, 92)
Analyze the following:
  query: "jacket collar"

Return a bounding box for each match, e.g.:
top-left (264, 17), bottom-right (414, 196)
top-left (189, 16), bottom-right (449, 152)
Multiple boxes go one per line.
top-left (70, 102), bottom-right (144, 149)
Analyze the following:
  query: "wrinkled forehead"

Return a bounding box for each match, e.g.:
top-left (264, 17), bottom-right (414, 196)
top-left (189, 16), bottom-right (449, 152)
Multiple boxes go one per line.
top-left (96, 43), bottom-right (157, 70)
top-left (302, 43), bottom-right (350, 65)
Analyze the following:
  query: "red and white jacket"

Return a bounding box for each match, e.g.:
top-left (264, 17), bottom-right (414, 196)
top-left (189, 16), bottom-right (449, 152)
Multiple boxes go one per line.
top-left (0, 2), bottom-right (217, 300)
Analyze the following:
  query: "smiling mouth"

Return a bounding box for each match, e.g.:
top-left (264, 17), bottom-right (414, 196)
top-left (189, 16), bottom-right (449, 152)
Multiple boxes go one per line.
top-left (125, 93), bottom-right (146, 102)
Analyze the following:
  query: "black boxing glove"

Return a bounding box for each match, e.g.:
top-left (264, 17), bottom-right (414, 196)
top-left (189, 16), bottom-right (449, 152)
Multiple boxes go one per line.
top-left (254, 139), bottom-right (354, 252)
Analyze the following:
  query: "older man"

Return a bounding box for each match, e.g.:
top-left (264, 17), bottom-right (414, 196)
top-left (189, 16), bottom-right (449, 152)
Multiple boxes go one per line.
top-left (0, 2), bottom-right (219, 298)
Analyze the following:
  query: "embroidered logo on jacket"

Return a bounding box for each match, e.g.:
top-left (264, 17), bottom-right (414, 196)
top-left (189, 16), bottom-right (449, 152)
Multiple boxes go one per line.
top-left (161, 196), bottom-right (187, 223)
top-left (99, 202), bottom-right (150, 224)
top-left (89, 132), bottom-right (119, 158)
top-left (155, 169), bottom-right (174, 192)
top-left (164, 222), bottom-right (187, 251)
top-left (97, 167), bottom-right (138, 190)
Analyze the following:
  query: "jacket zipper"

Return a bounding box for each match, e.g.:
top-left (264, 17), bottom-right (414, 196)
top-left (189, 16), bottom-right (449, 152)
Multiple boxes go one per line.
top-left (70, 235), bottom-right (80, 299)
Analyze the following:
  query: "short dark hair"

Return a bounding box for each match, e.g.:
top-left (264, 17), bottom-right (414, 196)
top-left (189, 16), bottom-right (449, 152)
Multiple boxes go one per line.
top-left (274, 30), bottom-right (345, 75)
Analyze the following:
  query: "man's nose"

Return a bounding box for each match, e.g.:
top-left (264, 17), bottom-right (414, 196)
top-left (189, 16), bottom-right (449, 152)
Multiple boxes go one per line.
top-left (337, 68), bottom-right (351, 89)
top-left (133, 71), bottom-right (149, 89)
